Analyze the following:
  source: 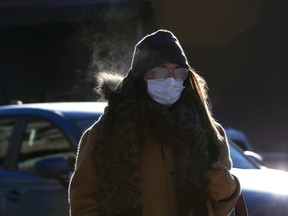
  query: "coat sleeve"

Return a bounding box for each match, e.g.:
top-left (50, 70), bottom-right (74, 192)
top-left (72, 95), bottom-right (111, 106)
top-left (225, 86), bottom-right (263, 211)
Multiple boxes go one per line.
top-left (209, 125), bottom-right (242, 216)
top-left (209, 176), bottom-right (241, 216)
top-left (68, 126), bottom-right (103, 216)
top-left (217, 125), bottom-right (233, 170)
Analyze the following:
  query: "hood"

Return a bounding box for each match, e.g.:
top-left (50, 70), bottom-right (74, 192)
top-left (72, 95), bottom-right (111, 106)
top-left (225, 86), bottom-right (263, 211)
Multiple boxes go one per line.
top-left (95, 29), bottom-right (191, 100)
top-left (94, 72), bottom-right (124, 101)
top-left (128, 29), bottom-right (190, 81)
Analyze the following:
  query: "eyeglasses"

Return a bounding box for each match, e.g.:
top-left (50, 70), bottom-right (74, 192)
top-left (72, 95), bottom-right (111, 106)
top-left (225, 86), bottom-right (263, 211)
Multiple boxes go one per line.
top-left (147, 67), bottom-right (189, 80)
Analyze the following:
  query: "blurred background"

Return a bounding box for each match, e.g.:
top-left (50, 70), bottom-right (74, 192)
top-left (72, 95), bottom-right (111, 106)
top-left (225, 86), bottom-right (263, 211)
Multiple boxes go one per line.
top-left (0, 0), bottom-right (287, 169)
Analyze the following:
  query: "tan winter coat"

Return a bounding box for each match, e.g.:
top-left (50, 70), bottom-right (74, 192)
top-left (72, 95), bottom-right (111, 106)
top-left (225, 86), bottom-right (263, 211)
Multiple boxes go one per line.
top-left (69, 116), bottom-right (241, 216)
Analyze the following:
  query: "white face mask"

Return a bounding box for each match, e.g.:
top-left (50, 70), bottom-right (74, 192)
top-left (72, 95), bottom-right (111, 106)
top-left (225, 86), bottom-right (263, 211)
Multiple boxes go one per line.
top-left (146, 77), bottom-right (185, 105)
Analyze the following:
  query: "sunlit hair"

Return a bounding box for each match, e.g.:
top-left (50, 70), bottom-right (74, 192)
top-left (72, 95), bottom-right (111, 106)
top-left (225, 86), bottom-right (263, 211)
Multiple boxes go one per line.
top-left (188, 68), bottom-right (225, 142)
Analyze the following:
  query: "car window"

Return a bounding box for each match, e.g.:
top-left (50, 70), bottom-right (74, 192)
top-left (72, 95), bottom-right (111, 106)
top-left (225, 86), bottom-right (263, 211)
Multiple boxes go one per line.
top-left (18, 117), bottom-right (73, 173)
top-left (230, 143), bottom-right (257, 169)
top-left (0, 118), bottom-right (16, 167)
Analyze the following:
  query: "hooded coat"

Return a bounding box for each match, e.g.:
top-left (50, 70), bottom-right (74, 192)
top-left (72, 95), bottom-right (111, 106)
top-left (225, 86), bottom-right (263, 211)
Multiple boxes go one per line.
top-left (68, 30), bottom-right (241, 216)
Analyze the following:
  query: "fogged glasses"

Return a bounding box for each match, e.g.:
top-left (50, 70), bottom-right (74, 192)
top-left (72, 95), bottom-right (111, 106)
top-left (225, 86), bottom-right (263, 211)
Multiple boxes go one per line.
top-left (148, 67), bottom-right (189, 80)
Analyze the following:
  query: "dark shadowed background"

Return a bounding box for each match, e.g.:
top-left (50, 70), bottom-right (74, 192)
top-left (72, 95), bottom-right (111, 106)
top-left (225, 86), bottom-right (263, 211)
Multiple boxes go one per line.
top-left (0, 0), bottom-right (287, 168)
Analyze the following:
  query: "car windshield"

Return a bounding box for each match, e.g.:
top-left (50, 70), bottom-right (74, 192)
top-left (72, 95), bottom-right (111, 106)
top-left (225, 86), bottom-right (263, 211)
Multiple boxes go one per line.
top-left (230, 142), bottom-right (258, 169)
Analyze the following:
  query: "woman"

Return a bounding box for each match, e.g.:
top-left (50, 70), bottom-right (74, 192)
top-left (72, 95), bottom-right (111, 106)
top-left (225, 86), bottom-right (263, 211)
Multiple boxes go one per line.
top-left (69, 29), bottom-right (241, 216)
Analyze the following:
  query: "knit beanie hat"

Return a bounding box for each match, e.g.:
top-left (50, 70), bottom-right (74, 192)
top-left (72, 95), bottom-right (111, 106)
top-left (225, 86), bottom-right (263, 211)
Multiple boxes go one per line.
top-left (129, 29), bottom-right (190, 80)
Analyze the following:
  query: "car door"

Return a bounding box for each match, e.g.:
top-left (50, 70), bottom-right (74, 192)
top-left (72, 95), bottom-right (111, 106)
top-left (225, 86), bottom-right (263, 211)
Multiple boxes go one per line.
top-left (0, 117), bottom-right (19, 215)
top-left (0, 116), bottom-right (73, 216)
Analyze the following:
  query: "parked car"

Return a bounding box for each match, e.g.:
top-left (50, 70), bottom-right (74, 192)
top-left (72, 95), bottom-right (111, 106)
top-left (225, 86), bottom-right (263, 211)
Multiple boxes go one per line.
top-left (225, 127), bottom-right (264, 165)
top-left (0, 102), bottom-right (105, 216)
top-left (0, 102), bottom-right (288, 216)
top-left (230, 143), bottom-right (288, 215)
top-left (225, 127), bottom-right (254, 152)
top-left (226, 127), bottom-right (288, 171)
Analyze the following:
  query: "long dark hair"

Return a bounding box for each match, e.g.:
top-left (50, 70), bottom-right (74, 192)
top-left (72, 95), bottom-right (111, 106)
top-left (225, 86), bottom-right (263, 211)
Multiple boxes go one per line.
top-left (188, 68), bottom-right (225, 143)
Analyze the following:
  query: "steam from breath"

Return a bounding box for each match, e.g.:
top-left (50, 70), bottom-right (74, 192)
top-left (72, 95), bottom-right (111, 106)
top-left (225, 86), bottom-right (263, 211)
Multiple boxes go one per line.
top-left (78, 6), bottom-right (139, 81)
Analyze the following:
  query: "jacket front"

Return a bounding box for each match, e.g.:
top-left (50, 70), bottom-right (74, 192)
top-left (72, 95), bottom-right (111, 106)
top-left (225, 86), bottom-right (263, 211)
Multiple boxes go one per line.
top-left (69, 114), bottom-right (240, 216)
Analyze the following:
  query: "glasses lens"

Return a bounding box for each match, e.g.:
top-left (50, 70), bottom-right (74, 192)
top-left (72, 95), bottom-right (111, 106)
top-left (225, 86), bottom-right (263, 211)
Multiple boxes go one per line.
top-left (150, 67), bottom-right (189, 80)
top-left (151, 67), bottom-right (169, 79)
top-left (174, 68), bottom-right (189, 80)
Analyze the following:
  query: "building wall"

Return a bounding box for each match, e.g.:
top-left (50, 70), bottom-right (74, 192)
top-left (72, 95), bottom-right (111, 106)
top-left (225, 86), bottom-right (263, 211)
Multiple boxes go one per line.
top-left (0, 2), bottom-right (139, 104)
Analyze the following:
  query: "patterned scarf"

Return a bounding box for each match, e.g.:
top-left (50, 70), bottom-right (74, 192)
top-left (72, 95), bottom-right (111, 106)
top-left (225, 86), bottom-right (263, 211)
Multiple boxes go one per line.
top-left (93, 75), bottom-right (219, 216)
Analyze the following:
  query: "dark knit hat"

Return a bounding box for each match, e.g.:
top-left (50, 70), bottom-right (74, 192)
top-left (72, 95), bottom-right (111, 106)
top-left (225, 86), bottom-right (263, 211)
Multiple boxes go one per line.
top-left (129, 29), bottom-right (190, 79)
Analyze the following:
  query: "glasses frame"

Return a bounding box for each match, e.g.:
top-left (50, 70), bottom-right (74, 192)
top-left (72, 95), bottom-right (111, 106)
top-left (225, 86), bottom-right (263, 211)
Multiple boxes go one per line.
top-left (147, 67), bottom-right (189, 80)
